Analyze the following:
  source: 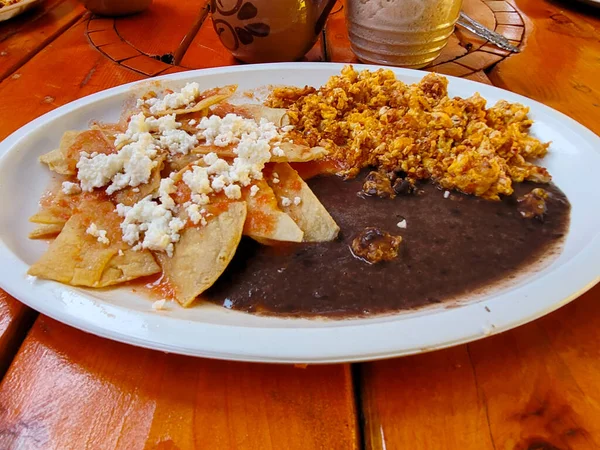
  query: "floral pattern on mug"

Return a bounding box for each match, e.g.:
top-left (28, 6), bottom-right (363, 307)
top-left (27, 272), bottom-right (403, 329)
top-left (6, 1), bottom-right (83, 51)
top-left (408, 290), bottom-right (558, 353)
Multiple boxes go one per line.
top-left (211, 0), bottom-right (271, 50)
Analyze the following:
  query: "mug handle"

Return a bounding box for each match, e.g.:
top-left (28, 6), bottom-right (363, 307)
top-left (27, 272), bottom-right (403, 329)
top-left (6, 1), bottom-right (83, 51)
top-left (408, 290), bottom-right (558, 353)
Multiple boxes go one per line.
top-left (314, 0), bottom-right (338, 35)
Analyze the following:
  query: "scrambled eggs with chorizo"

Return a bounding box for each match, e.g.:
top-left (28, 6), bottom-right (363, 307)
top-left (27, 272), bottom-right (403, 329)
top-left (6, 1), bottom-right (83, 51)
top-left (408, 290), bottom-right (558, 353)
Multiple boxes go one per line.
top-left (267, 65), bottom-right (550, 200)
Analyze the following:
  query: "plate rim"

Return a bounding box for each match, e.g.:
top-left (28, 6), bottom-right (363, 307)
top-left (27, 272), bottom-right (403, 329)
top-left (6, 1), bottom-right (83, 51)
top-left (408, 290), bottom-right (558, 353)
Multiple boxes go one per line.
top-left (0, 0), bottom-right (42, 21)
top-left (1, 62), bottom-right (599, 364)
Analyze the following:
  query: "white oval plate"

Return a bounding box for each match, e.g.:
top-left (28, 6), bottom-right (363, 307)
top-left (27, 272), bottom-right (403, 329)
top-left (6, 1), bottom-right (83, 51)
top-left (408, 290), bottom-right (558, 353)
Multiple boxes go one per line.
top-left (0, 63), bottom-right (599, 363)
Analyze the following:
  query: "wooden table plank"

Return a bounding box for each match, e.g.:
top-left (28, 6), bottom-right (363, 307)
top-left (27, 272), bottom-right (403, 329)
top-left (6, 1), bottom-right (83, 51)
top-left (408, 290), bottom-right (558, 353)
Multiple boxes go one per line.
top-left (488, 0), bottom-right (600, 135)
top-left (0, 17), bottom-right (144, 140)
top-left (0, 291), bottom-right (36, 378)
top-left (464, 70), bottom-right (493, 85)
top-left (0, 317), bottom-right (359, 450)
top-left (360, 346), bottom-right (494, 449)
top-left (114, 0), bottom-right (209, 59)
top-left (0, 0), bottom-right (85, 82)
top-left (466, 291), bottom-right (600, 449)
top-left (361, 288), bottom-right (600, 450)
top-left (324, 0), bottom-right (357, 63)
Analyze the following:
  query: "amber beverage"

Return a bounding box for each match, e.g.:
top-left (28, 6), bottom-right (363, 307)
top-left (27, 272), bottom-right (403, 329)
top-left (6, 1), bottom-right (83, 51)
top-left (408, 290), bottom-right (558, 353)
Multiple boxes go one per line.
top-left (346, 0), bottom-right (463, 68)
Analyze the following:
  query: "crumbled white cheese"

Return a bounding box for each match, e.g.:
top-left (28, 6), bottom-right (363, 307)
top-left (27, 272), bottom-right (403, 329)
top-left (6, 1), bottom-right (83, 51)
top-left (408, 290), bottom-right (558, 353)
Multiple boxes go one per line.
top-left (203, 152), bottom-right (219, 166)
top-left (211, 175), bottom-right (227, 192)
top-left (61, 181), bottom-right (81, 195)
top-left (184, 203), bottom-right (208, 226)
top-left (183, 166), bottom-right (212, 196)
top-left (198, 114), bottom-right (273, 147)
top-left (77, 133), bottom-right (159, 194)
top-left (118, 113), bottom-right (193, 153)
top-left (185, 203), bottom-right (202, 225)
top-left (250, 185), bottom-right (260, 197)
top-left (272, 172), bottom-right (280, 184)
top-left (188, 119), bottom-right (197, 126)
top-left (200, 209), bottom-right (210, 226)
top-left (224, 184), bottom-right (242, 200)
top-left (272, 146), bottom-right (285, 157)
top-left (86, 223), bottom-right (110, 245)
top-left (89, 108), bottom-right (289, 256)
top-left (152, 299), bottom-right (167, 311)
top-left (191, 193), bottom-right (210, 205)
top-left (114, 112), bottom-right (150, 147)
top-left (77, 151), bottom-right (126, 192)
top-left (443, 190), bottom-right (450, 199)
top-left (116, 196), bottom-right (185, 257)
top-left (171, 114), bottom-right (282, 210)
top-left (76, 108), bottom-right (196, 196)
top-left (230, 136), bottom-right (273, 184)
top-left (293, 196), bottom-right (302, 206)
top-left (108, 137), bottom-right (159, 194)
top-left (206, 159), bottom-right (230, 176)
top-left (118, 249), bottom-right (124, 256)
top-left (77, 106), bottom-right (203, 196)
top-left (281, 125), bottom-right (295, 132)
top-left (159, 129), bottom-right (198, 155)
top-left (158, 177), bottom-right (177, 210)
top-left (197, 115), bottom-right (278, 184)
top-left (397, 219), bottom-right (407, 229)
top-left (281, 197), bottom-right (292, 207)
top-left (146, 114), bottom-right (180, 133)
top-left (147, 82), bottom-right (201, 114)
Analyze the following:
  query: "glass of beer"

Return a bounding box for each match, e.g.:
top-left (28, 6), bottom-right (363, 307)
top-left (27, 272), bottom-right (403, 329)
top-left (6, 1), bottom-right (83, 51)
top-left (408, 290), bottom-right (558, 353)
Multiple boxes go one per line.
top-left (346, 0), bottom-right (463, 68)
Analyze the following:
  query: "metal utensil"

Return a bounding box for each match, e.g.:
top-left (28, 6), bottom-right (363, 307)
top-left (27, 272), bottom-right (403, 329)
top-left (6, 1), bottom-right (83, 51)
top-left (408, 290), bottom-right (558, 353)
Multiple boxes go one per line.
top-left (456, 12), bottom-right (521, 53)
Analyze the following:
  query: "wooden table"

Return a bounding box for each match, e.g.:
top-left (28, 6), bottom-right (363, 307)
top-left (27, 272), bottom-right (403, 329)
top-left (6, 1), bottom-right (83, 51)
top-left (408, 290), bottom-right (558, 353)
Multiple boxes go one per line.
top-left (0, 0), bottom-right (599, 448)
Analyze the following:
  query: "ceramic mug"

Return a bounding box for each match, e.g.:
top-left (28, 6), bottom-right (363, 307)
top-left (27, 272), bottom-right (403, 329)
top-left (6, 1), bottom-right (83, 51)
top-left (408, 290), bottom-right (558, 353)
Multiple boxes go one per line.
top-left (210, 0), bottom-right (337, 63)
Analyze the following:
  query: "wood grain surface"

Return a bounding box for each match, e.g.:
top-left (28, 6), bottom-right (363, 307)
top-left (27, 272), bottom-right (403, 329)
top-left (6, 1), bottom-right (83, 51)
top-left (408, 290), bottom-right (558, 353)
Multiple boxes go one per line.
top-left (0, 18), bottom-right (144, 140)
top-left (0, 317), bottom-right (359, 450)
top-left (114, 0), bottom-right (209, 59)
top-left (361, 289), bottom-right (600, 450)
top-left (0, 292), bottom-right (35, 378)
top-left (488, 0), bottom-right (600, 134)
top-left (0, 0), bottom-right (84, 81)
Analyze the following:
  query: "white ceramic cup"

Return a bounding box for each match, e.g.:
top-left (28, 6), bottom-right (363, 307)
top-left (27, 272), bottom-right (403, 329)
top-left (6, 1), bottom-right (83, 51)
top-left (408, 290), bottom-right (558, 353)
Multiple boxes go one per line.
top-left (346, 0), bottom-right (463, 68)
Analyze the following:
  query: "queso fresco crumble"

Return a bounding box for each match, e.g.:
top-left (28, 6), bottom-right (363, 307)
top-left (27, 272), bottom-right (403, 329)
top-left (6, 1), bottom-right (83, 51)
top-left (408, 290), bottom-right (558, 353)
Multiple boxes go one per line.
top-left (71, 83), bottom-right (290, 257)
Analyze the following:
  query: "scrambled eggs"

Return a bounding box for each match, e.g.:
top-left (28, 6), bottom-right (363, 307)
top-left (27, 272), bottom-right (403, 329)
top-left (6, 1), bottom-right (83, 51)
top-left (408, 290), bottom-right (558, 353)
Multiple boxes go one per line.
top-left (267, 65), bottom-right (550, 200)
